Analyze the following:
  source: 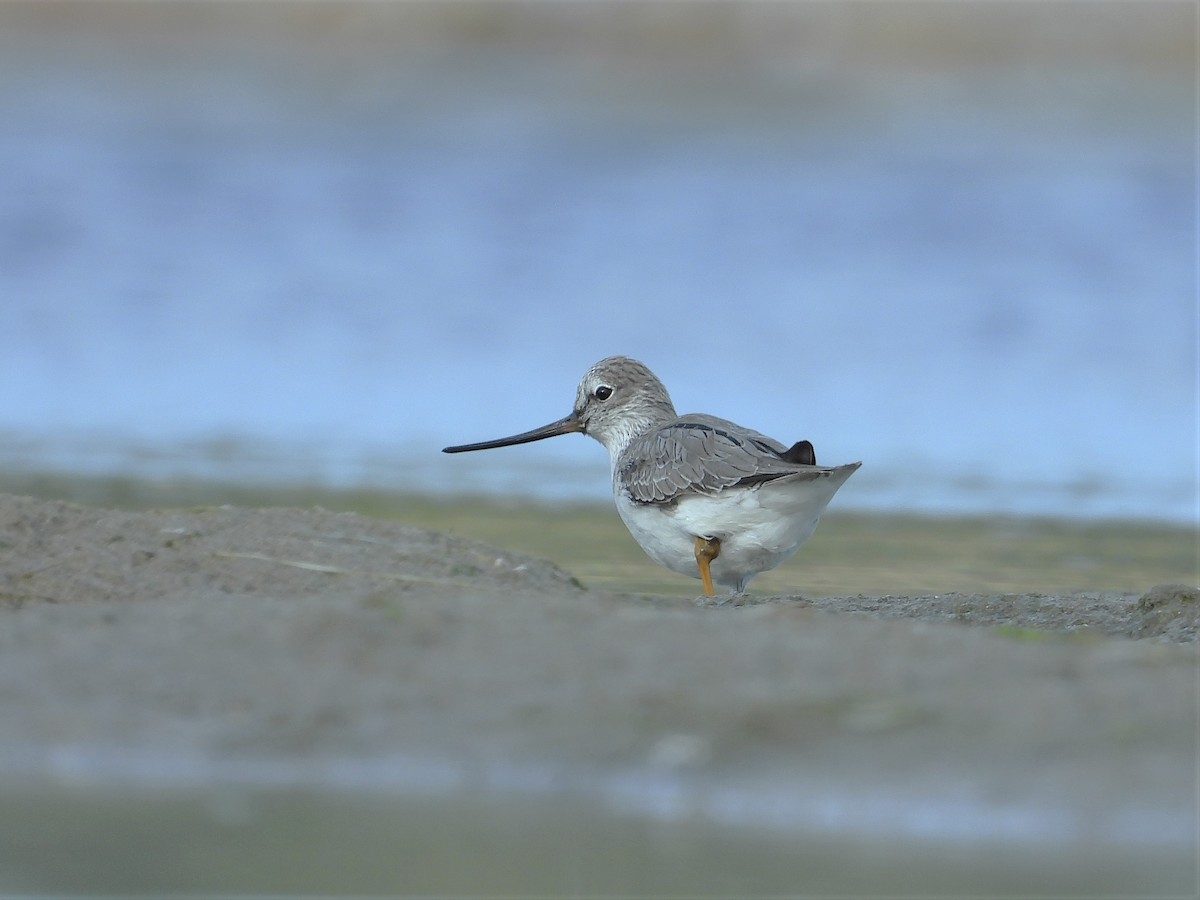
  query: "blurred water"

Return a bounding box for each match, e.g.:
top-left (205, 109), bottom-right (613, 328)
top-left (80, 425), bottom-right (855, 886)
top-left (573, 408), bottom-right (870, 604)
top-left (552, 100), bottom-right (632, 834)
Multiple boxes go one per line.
top-left (2, 770), bottom-right (1192, 896)
top-left (0, 16), bottom-right (1194, 521)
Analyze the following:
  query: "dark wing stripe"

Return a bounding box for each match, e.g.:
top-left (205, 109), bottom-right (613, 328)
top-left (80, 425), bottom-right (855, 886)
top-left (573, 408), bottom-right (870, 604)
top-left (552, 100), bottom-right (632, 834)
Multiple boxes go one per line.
top-left (620, 419), bottom-right (824, 504)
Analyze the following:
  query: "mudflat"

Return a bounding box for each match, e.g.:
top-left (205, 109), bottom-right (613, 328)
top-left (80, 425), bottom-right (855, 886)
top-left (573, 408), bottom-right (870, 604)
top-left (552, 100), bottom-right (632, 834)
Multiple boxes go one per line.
top-left (0, 491), bottom-right (1195, 895)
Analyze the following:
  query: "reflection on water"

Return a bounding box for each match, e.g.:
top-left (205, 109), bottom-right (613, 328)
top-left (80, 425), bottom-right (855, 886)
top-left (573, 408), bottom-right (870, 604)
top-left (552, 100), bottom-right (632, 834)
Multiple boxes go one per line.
top-left (0, 4), bottom-right (1193, 521)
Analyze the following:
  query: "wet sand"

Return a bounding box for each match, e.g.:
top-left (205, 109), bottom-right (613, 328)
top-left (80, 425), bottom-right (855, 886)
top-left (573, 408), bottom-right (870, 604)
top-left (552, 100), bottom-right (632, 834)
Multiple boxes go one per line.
top-left (0, 493), bottom-right (1195, 895)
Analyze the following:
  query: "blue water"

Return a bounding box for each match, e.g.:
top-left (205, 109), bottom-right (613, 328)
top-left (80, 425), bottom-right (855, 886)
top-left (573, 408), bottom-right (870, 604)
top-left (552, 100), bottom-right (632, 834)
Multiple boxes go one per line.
top-left (0, 30), bottom-right (1194, 521)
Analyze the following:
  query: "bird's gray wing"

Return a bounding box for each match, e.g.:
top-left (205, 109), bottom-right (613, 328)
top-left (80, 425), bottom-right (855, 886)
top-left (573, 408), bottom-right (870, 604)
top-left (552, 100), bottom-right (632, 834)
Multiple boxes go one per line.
top-left (618, 414), bottom-right (817, 504)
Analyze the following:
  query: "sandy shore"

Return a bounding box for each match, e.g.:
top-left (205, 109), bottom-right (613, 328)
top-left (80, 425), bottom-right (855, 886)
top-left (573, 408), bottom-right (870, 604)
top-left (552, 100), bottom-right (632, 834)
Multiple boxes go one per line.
top-left (0, 493), bottom-right (1195, 895)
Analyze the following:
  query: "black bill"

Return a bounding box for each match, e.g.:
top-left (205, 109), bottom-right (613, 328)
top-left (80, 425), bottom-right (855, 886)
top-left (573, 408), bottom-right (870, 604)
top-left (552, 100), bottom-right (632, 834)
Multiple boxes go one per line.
top-left (442, 413), bottom-right (583, 453)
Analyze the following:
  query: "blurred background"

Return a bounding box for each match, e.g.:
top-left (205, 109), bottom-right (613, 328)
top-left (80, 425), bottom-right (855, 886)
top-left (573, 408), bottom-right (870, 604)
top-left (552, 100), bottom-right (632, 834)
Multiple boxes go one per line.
top-left (0, 0), bottom-right (1194, 522)
top-left (0, 6), bottom-right (1196, 894)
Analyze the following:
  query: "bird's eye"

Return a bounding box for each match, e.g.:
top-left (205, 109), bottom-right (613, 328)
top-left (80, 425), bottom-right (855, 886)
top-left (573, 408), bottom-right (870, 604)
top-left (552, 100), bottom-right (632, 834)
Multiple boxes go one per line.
top-left (593, 385), bottom-right (613, 401)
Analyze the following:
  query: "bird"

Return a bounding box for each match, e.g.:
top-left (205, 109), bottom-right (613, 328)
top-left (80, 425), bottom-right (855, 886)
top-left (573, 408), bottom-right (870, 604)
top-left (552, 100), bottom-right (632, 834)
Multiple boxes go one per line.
top-left (443, 356), bottom-right (860, 597)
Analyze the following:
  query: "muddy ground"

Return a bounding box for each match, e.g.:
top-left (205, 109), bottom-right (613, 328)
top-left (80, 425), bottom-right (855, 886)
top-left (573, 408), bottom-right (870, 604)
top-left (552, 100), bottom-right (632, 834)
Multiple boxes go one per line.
top-left (0, 494), bottom-right (1195, 895)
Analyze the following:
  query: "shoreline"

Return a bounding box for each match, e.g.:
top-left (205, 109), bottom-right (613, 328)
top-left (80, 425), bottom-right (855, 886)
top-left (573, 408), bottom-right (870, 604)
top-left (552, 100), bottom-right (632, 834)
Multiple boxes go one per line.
top-left (2, 473), bottom-right (1193, 598)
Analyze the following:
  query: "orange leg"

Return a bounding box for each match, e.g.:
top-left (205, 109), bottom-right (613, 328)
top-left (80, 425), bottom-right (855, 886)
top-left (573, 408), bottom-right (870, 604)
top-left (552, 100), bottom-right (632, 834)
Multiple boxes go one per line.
top-left (694, 536), bottom-right (721, 597)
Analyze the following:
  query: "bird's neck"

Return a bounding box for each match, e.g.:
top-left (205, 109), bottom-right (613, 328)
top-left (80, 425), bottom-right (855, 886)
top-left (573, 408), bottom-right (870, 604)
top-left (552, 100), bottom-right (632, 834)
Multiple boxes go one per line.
top-left (594, 405), bottom-right (675, 468)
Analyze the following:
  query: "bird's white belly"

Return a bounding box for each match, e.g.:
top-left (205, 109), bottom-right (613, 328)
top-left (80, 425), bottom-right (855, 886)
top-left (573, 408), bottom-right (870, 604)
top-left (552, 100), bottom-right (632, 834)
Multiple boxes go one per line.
top-left (614, 486), bottom-right (820, 592)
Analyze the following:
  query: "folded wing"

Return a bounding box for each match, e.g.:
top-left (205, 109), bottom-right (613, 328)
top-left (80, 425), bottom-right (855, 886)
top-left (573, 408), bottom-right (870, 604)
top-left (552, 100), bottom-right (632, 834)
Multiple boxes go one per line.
top-left (618, 414), bottom-right (829, 504)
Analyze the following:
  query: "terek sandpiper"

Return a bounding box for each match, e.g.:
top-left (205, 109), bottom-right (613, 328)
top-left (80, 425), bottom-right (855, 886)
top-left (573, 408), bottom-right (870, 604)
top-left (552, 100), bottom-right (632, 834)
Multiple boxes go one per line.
top-left (444, 356), bottom-right (861, 597)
